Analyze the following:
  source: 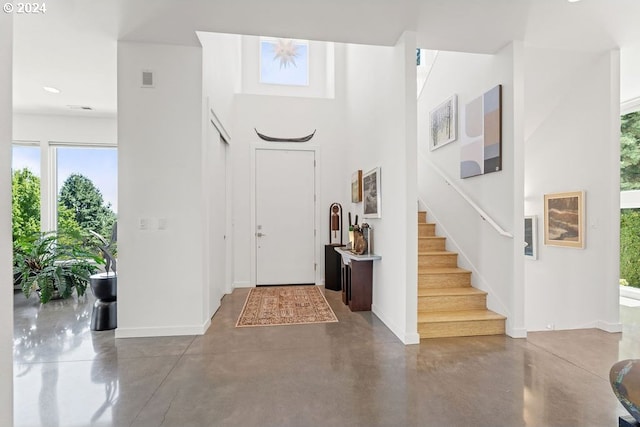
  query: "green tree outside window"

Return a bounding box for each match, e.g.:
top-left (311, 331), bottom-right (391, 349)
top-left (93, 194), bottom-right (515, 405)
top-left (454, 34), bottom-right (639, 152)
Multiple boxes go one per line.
top-left (12, 168), bottom-right (40, 248)
top-left (58, 173), bottom-right (116, 238)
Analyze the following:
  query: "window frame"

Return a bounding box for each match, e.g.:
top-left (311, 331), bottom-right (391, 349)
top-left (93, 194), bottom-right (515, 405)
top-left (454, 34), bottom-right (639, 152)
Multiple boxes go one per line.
top-left (258, 37), bottom-right (310, 87)
top-left (12, 140), bottom-right (117, 233)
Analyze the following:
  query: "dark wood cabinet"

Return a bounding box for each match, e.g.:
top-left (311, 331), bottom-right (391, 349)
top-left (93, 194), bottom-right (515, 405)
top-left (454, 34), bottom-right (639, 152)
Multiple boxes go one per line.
top-left (347, 259), bottom-right (373, 311)
top-left (341, 261), bottom-right (350, 305)
top-left (335, 247), bottom-right (381, 312)
top-left (324, 244), bottom-right (344, 291)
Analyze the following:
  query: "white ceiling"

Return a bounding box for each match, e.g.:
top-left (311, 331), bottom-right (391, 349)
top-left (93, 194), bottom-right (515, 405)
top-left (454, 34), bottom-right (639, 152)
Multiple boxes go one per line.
top-left (13, 1), bottom-right (118, 117)
top-left (12, 0), bottom-right (640, 117)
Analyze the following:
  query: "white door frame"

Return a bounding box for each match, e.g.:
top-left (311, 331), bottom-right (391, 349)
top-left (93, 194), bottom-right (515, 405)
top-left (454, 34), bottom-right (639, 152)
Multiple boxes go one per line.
top-left (250, 143), bottom-right (321, 287)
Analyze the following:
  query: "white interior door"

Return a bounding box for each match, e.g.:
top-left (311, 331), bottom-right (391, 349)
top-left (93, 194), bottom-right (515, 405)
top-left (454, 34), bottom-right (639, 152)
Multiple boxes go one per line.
top-left (256, 149), bottom-right (316, 285)
top-left (209, 130), bottom-right (227, 316)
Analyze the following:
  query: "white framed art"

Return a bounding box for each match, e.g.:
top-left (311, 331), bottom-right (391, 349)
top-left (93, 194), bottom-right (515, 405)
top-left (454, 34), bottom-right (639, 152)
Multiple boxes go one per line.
top-left (429, 94), bottom-right (457, 151)
top-left (362, 167), bottom-right (381, 218)
top-left (524, 215), bottom-right (538, 259)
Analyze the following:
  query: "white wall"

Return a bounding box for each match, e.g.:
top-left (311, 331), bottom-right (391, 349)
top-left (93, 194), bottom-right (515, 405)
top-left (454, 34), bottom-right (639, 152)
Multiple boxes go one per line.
top-left (343, 33), bottom-right (418, 344)
top-left (116, 42), bottom-right (209, 337)
top-left (417, 44), bottom-right (524, 336)
top-left (524, 47), bottom-right (621, 332)
top-left (0, 12), bottom-right (14, 427)
top-left (198, 32), bottom-right (241, 139)
top-left (241, 35), bottom-right (335, 99)
top-left (621, 43), bottom-right (640, 111)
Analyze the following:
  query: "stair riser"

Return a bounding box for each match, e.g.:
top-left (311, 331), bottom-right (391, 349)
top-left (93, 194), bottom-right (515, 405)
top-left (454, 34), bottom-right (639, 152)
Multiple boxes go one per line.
top-left (418, 212), bottom-right (427, 223)
top-left (418, 319), bottom-right (505, 339)
top-left (418, 224), bottom-right (436, 237)
top-left (419, 254), bottom-right (458, 269)
top-left (418, 295), bottom-right (487, 312)
top-left (418, 238), bottom-right (445, 252)
top-left (419, 273), bottom-right (471, 288)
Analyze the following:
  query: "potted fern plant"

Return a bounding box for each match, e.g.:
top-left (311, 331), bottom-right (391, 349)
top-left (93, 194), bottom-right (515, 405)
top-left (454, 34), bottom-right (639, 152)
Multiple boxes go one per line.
top-left (13, 230), bottom-right (101, 304)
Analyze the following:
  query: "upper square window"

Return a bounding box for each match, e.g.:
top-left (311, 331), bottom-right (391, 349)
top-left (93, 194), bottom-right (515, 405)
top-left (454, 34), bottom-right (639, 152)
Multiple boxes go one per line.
top-left (260, 38), bottom-right (309, 86)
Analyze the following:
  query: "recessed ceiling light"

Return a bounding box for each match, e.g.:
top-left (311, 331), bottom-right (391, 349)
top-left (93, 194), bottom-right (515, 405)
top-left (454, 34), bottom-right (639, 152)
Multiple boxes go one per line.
top-left (43, 86), bottom-right (61, 94)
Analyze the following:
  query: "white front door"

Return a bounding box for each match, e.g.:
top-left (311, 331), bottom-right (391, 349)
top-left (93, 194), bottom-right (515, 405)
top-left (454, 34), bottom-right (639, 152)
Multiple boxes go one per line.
top-left (255, 149), bottom-right (316, 285)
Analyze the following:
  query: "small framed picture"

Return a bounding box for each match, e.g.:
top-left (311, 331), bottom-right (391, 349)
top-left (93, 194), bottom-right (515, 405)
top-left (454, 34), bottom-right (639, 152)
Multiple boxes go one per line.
top-left (524, 216), bottom-right (537, 259)
top-left (351, 170), bottom-right (362, 203)
top-left (362, 167), bottom-right (381, 219)
top-left (544, 191), bottom-right (585, 248)
top-left (429, 94), bottom-right (457, 151)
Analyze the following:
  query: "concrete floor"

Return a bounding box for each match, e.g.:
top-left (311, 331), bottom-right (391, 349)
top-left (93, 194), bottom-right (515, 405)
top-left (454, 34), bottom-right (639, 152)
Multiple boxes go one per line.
top-left (12, 287), bottom-right (638, 427)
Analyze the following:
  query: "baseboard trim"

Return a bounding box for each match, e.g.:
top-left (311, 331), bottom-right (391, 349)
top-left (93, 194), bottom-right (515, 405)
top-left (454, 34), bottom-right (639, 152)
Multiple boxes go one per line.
top-left (404, 332), bottom-right (421, 345)
top-left (233, 281), bottom-right (252, 289)
top-left (597, 320), bottom-right (623, 333)
top-left (507, 327), bottom-right (527, 339)
top-left (371, 304), bottom-right (416, 345)
top-left (115, 319), bottom-right (211, 339)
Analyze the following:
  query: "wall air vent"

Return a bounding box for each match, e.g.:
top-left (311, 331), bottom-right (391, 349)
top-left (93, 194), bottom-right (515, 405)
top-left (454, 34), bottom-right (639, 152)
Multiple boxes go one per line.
top-left (142, 70), bottom-right (154, 88)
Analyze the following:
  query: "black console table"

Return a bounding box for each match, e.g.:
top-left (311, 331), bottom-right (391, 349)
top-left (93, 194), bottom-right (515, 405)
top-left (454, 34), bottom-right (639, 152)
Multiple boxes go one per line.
top-left (324, 244), bottom-right (344, 291)
top-left (334, 247), bottom-right (381, 312)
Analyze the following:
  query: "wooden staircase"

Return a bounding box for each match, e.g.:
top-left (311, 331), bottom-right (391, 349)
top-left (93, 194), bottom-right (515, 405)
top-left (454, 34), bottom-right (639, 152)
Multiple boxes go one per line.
top-left (417, 211), bottom-right (505, 339)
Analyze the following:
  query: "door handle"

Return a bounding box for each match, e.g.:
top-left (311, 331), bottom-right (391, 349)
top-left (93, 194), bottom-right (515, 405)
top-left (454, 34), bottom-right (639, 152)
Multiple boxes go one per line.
top-left (256, 232), bottom-right (266, 237)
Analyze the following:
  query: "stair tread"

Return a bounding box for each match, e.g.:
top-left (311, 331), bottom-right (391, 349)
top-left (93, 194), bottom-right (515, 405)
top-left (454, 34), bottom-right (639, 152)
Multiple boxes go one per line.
top-left (419, 251), bottom-right (457, 256)
top-left (419, 288), bottom-right (486, 297)
top-left (418, 309), bottom-right (505, 323)
top-left (418, 236), bottom-right (445, 240)
top-left (419, 267), bottom-right (471, 275)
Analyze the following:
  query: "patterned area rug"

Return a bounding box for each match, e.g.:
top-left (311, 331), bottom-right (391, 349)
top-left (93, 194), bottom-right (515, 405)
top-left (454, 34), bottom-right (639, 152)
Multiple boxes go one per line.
top-left (236, 286), bottom-right (338, 327)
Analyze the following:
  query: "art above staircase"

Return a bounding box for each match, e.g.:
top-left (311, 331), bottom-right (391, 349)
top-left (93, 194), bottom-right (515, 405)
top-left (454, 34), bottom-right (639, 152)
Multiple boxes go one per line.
top-left (417, 211), bottom-right (506, 339)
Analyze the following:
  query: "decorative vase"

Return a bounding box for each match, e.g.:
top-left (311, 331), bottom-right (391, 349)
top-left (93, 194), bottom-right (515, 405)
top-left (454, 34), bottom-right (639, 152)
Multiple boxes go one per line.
top-left (90, 272), bottom-right (117, 331)
top-left (353, 229), bottom-right (368, 255)
top-left (611, 359), bottom-right (640, 424)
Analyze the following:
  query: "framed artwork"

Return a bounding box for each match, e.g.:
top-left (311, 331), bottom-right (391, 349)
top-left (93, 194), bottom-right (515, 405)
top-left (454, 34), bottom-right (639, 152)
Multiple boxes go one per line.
top-left (362, 167), bottom-right (381, 218)
top-left (524, 216), bottom-right (537, 259)
top-left (351, 170), bottom-right (362, 203)
top-left (430, 94), bottom-right (457, 151)
top-left (460, 85), bottom-right (502, 178)
top-left (544, 191), bottom-right (585, 248)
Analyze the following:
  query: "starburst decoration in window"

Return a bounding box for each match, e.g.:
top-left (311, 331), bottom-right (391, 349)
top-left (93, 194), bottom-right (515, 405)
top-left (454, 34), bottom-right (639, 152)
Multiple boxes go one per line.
top-left (272, 39), bottom-right (299, 69)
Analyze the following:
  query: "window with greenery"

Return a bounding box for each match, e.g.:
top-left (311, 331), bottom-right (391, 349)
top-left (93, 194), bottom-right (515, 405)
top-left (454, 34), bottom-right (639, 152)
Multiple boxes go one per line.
top-left (56, 147), bottom-right (117, 238)
top-left (621, 111), bottom-right (640, 190)
top-left (12, 145), bottom-right (41, 248)
top-left (621, 208), bottom-right (640, 288)
top-left (11, 144), bottom-right (117, 247)
top-left (620, 111), bottom-right (640, 288)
